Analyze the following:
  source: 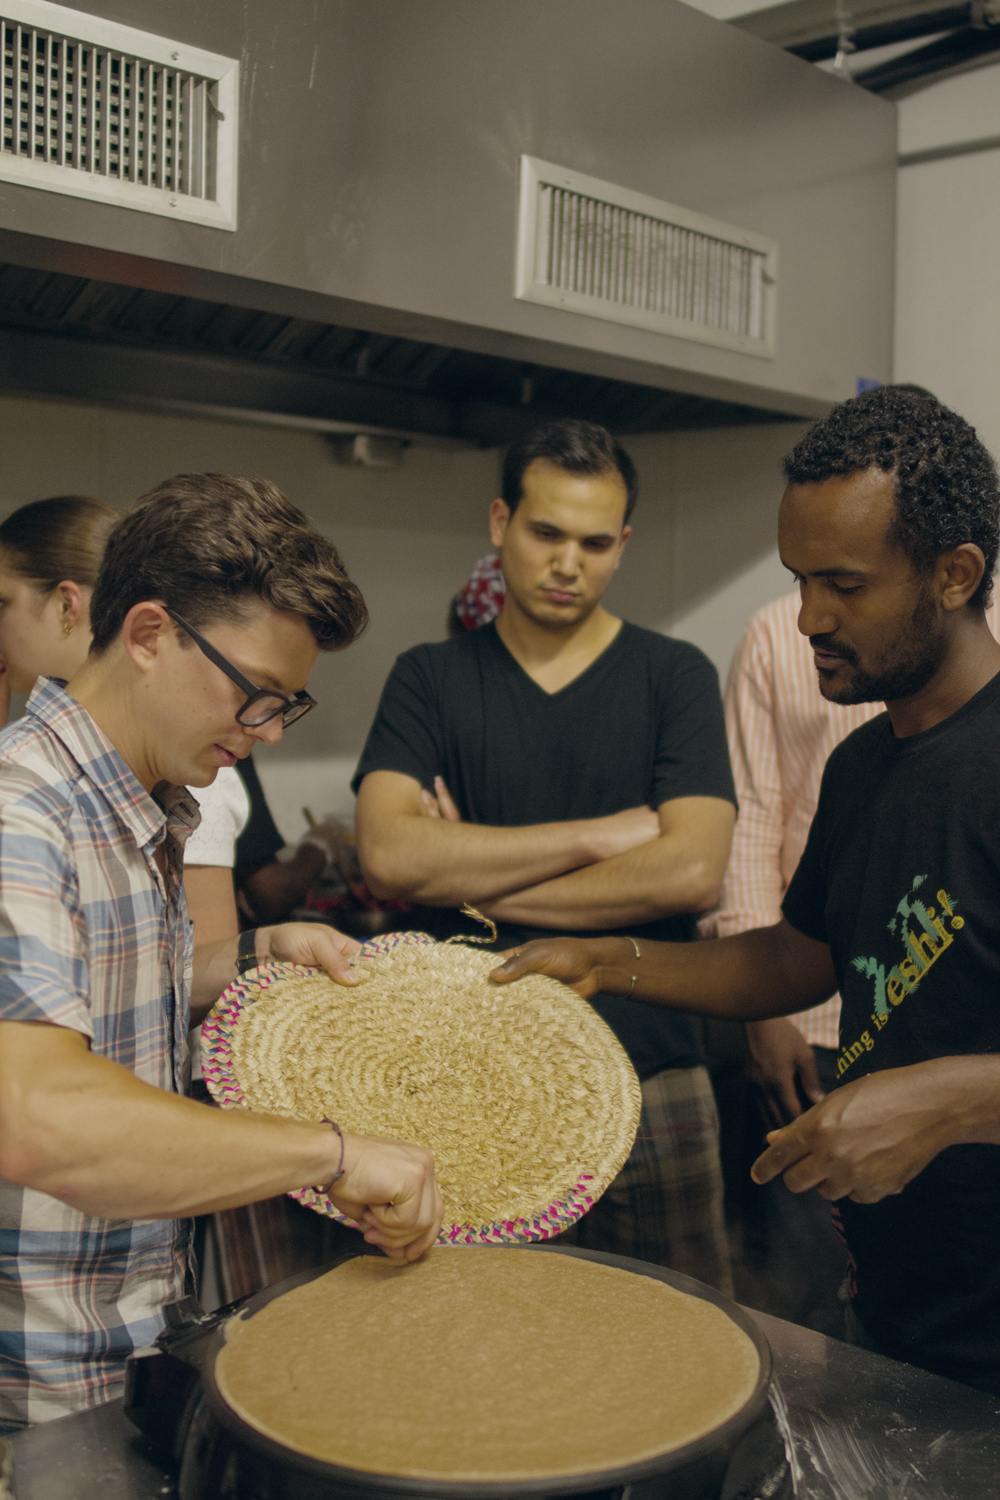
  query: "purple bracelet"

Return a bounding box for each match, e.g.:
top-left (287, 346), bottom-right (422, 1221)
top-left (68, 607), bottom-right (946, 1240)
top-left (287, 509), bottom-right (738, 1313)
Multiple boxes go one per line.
top-left (317, 1117), bottom-right (345, 1190)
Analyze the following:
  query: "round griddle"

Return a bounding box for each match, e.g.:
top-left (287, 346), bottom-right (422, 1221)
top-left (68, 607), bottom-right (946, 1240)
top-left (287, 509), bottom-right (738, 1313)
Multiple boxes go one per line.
top-left (177, 1246), bottom-right (790, 1500)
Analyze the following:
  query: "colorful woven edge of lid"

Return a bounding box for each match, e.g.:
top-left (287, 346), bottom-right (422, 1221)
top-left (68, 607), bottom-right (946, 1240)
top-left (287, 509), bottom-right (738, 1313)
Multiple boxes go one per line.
top-left (200, 933), bottom-right (436, 1111)
top-left (201, 931), bottom-right (631, 1245)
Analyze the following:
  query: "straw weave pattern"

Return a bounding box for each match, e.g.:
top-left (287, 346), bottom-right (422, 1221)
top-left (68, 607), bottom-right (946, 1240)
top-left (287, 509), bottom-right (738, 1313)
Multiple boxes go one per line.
top-left (202, 932), bottom-right (640, 1244)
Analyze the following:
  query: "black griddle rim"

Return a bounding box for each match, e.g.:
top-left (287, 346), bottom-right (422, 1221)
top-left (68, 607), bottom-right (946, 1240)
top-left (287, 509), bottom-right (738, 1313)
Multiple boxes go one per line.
top-left (198, 1243), bottom-right (774, 1498)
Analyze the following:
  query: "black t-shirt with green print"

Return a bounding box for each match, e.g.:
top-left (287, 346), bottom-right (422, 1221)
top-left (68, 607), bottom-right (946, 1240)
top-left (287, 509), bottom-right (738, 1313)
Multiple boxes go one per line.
top-left (782, 668), bottom-right (1000, 1393)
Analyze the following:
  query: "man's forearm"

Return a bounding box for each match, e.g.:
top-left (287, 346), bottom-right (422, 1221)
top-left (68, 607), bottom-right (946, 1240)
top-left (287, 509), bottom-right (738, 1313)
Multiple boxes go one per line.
top-left (940, 1053), bottom-right (1000, 1146)
top-left (482, 837), bottom-right (721, 929)
top-left (191, 931), bottom-right (242, 1022)
top-left (491, 921), bottom-right (837, 1020)
top-left (192, 928), bottom-right (278, 1024)
top-left (0, 1033), bottom-right (344, 1218)
top-left (481, 797), bottom-right (735, 929)
top-left (0, 1022), bottom-right (442, 1258)
top-left (594, 926), bottom-right (837, 1018)
top-left (190, 922), bottom-right (362, 1026)
top-left (359, 809), bottom-right (656, 906)
top-left (752, 1053), bottom-right (1000, 1204)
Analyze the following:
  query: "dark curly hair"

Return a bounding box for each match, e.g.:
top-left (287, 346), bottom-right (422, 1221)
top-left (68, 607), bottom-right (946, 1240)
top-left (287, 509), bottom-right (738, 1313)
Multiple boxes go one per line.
top-left (783, 387), bottom-right (999, 609)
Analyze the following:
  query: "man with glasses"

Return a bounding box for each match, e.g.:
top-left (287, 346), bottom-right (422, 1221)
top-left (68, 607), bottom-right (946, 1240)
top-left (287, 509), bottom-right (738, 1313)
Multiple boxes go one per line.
top-left (164, 607), bottom-right (319, 728)
top-left (0, 474), bottom-right (443, 1432)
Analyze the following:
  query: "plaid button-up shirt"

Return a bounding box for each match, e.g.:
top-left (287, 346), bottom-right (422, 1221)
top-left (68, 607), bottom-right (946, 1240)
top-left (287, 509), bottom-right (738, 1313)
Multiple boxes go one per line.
top-left (0, 680), bottom-right (200, 1431)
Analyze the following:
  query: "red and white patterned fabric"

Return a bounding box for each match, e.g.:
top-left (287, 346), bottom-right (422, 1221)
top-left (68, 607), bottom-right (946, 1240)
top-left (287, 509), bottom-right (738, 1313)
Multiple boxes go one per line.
top-left (453, 554), bottom-right (505, 631)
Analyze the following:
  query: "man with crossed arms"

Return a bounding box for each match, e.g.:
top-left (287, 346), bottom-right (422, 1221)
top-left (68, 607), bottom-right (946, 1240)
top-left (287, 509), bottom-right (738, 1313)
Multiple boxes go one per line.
top-left (355, 419), bottom-right (737, 1285)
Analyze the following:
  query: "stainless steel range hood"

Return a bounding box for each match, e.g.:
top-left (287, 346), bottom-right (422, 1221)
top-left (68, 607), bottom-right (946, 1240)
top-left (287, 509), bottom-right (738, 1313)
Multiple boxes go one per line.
top-left (0, 0), bottom-right (897, 441)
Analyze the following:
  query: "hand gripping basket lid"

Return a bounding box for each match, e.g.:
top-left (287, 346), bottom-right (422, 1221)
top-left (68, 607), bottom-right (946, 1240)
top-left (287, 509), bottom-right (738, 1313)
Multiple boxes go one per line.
top-left (201, 928), bottom-right (641, 1245)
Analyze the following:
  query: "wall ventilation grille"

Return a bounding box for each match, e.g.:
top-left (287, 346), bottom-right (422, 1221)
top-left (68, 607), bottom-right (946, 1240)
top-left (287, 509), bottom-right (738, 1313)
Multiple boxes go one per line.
top-left (516, 156), bottom-right (776, 359)
top-left (0, 0), bottom-right (238, 229)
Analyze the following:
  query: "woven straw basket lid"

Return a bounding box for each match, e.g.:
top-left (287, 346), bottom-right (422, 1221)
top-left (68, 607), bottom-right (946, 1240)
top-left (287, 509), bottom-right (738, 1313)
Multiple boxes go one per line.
top-left (202, 933), bottom-right (641, 1245)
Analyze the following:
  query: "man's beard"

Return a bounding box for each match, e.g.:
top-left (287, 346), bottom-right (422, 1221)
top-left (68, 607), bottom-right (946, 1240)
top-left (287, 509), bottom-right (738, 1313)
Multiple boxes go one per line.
top-left (812, 586), bottom-right (948, 705)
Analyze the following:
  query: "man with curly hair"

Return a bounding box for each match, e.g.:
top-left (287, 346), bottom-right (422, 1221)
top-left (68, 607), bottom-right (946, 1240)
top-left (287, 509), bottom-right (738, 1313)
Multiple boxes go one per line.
top-left (493, 388), bottom-right (1000, 1394)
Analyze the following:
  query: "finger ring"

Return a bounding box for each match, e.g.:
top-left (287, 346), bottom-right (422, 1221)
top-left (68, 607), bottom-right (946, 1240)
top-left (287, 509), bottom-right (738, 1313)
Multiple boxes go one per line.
top-left (512, 950), bottom-right (522, 958)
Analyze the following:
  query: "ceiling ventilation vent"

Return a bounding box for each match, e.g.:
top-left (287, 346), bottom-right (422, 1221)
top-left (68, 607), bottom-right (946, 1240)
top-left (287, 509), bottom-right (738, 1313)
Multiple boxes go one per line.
top-left (516, 156), bottom-right (776, 359)
top-left (0, 0), bottom-right (238, 229)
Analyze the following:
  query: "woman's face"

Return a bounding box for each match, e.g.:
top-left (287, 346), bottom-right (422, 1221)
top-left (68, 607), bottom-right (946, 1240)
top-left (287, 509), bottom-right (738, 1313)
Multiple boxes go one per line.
top-left (0, 555), bottom-right (87, 694)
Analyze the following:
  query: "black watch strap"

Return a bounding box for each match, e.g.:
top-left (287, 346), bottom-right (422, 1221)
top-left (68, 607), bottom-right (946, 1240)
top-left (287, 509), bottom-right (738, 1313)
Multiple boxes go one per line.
top-left (236, 929), bottom-right (259, 976)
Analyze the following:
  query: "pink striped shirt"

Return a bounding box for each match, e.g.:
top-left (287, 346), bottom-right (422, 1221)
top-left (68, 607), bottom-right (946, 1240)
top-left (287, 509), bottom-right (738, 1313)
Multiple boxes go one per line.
top-left (701, 590), bottom-right (1000, 1048)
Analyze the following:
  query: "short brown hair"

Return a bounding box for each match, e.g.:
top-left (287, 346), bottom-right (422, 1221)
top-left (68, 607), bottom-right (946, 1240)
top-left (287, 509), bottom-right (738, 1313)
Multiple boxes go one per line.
top-left (0, 495), bottom-right (120, 592)
top-left (89, 474), bottom-right (368, 653)
top-left (502, 420), bottom-right (638, 523)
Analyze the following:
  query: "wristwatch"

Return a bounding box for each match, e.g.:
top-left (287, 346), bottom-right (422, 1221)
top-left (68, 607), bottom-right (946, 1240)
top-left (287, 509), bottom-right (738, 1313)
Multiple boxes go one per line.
top-left (236, 928), bottom-right (259, 976)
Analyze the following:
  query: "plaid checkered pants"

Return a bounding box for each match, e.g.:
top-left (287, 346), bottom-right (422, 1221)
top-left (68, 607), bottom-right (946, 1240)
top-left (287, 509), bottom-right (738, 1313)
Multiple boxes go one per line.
top-left (556, 1064), bottom-right (732, 1293)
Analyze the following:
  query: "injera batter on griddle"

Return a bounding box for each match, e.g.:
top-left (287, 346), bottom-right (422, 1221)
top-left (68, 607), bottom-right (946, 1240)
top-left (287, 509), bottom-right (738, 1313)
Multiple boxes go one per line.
top-left (215, 1249), bottom-right (760, 1481)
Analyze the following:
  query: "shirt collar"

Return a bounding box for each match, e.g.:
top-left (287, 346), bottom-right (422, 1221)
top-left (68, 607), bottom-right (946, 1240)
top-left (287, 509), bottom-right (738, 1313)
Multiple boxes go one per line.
top-left (24, 678), bottom-right (201, 849)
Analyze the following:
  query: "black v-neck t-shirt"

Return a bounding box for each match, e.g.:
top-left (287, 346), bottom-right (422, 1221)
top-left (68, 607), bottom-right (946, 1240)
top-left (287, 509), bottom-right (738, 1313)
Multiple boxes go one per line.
top-left (783, 669), bottom-right (1000, 1389)
top-left (353, 621), bottom-right (736, 1078)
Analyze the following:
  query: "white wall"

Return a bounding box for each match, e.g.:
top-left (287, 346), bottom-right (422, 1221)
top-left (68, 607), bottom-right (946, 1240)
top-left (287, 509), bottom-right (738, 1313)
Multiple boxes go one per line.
top-left (675, 0), bottom-right (1000, 452)
top-left (2, 38), bottom-right (994, 847)
top-left (0, 393), bottom-right (497, 834)
top-left (255, 60), bottom-right (1000, 834)
top-left (650, 58), bottom-right (1000, 688)
top-left (894, 63), bottom-right (1000, 460)
top-left (0, 391), bottom-right (801, 836)
top-left (603, 423), bottom-right (806, 676)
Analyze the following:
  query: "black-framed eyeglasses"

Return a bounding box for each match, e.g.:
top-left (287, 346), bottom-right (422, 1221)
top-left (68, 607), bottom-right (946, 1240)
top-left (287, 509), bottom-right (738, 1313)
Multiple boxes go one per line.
top-left (165, 608), bottom-right (317, 729)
